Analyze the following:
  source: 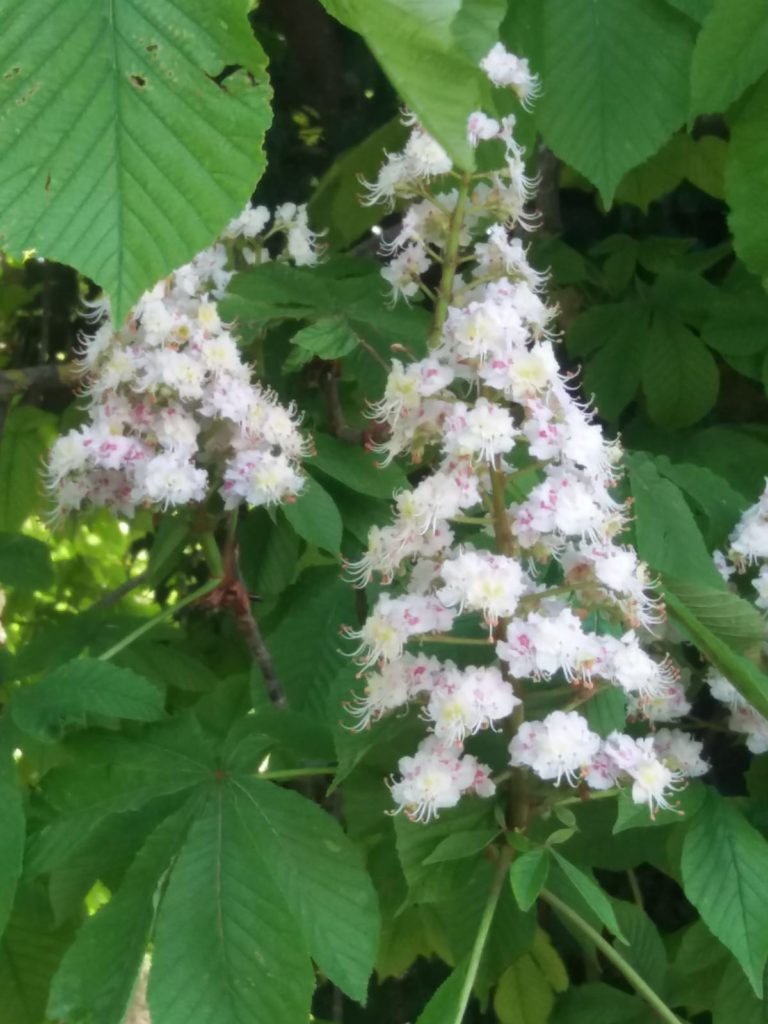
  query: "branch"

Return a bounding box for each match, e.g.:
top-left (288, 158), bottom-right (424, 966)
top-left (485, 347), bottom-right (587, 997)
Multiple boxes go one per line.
top-left (0, 362), bottom-right (77, 400)
top-left (540, 889), bottom-right (686, 1024)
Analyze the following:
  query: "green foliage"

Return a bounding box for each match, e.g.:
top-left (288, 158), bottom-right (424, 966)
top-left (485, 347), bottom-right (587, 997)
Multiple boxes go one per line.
top-left (530, 0), bottom-right (695, 205)
top-left (682, 790), bottom-right (768, 996)
top-left (690, 0), bottom-right (768, 116)
top-left (0, 0), bottom-right (272, 321)
top-left (11, 659), bottom-right (166, 742)
top-left (3, 4), bottom-right (768, 1022)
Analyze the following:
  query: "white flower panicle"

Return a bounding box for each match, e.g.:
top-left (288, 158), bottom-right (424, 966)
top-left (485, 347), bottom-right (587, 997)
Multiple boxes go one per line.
top-left (47, 204), bottom-right (321, 520)
top-left (344, 44), bottom-right (707, 823)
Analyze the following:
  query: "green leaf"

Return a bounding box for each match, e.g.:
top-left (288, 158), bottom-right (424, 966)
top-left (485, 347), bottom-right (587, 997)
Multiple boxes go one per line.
top-left (0, 533), bottom-right (53, 592)
top-left (549, 850), bottom-right (627, 943)
top-left (115, 642), bottom-right (219, 693)
top-left (690, 0), bottom-right (768, 116)
top-left (26, 719), bottom-right (214, 875)
top-left (423, 828), bottom-right (499, 865)
top-left (663, 578), bottom-right (765, 659)
top-left (232, 778), bottom-right (380, 1001)
top-left (642, 315), bottom-right (719, 428)
top-left (625, 452), bottom-right (725, 587)
top-left (319, 0), bottom-right (505, 171)
top-left (414, 960), bottom-right (469, 1024)
top-left (665, 0), bottom-right (713, 22)
top-left (310, 433), bottom-right (407, 498)
top-left (727, 77), bottom-right (768, 284)
top-left (238, 508), bottom-right (300, 600)
top-left (264, 566), bottom-right (357, 715)
top-left (611, 900), bottom-right (667, 995)
top-left (309, 117), bottom-right (409, 249)
top-left (0, 885), bottom-right (78, 1024)
top-left (12, 658), bottom-right (165, 742)
top-left (582, 317), bottom-right (649, 422)
top-left (665, 919), bottom-right (730, 1013)
top-left (0, 406), bottom-right (56, 531)
top-left (395, 801), bottom-right (497, 904)
top-left (147, 512), bottom-right (193, 585)
top-left (654, 457), bottom-right (746, 548)
top-left (0, 778), bottom-right (24, 940)
top-left (510, 849), bottom-right (550, 912)
top-left (535, 0), bottom-right (695, 205)
top-left (281, 476), bottom-right (343, 554)
top-left (681, 789), bottom-right (768, 996)
top-left (614, 135), bottom-right (687, 212)
top-left (713, 959), bottom-right (768, 1024)
top-left (222, 262), bottom-right (330, 326)
top-left (0, 0), bottom-right (272, 322)
top-left (494, 951), bottom-right (557, 1024)
top-left (148, 790), bottom-right (315, 1024)
top-left (291, 315), bottom-right (359, 361)
top-left (663, 586), bottom-right (768, 719)
top-left (551, 982), bottom-right (652, 1024)
top-left (48, 802), bottom-right (195, 1024)
top-left (583, 688), bottom-right (626, 738)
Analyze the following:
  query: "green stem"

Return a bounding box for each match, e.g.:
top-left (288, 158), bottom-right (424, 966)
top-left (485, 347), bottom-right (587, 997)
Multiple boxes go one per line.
top-left (259, 766), bottom-right (337, 781)
top-left (554, 788), bottom-right (619, 809)
top-left (450, 848), bottom-right (513, 1024)
top-left (98, 578), bottom-right (220, 662)
top-left (430, 173), bottom-right (472, 345)
top-left (200, 531), bottom-right (224, 578)
top-left (540, 889), bottom-right (685, 1024)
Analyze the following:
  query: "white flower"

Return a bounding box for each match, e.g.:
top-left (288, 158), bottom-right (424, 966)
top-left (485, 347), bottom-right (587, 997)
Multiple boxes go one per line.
top-left (438, 549), bottom-right (527, 626)
top-left (345, 594), bottom-right (457, 670)
top-left (221, 450), bottom-right (305, 510)
top-left (467, 111), bottom-right (501, 146)
top-left (480, 44), bottom-right (540, 108)
top-left (509, 710), bottom-right (601, 786)
top-left (137, 454), bottom-right (207, 509)
top-left (390, 735), bottom-right (494, 822)
top-left (426, 664), bottom-right (519, 742)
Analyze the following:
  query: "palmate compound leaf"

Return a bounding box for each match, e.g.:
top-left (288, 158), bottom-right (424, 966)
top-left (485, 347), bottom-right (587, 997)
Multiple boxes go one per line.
top-left (0, 0), bottom-right (272, 323)
top-left (681, 789), bottom-right (768, 997)
top-left (148, 777), bottom-right (380, 1023)
top-left (44, 731), bottom-right (380, 1024)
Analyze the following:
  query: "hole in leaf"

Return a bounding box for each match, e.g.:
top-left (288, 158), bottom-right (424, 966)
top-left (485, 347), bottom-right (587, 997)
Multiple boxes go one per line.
top-left (3, 66), bottom-right (20, 80)
top-left (129, 74), bottom-right (147, 88)
top-left (146, 43), bottom-right (158, 53)
top-left (44, 173), bottom-right (51, 192)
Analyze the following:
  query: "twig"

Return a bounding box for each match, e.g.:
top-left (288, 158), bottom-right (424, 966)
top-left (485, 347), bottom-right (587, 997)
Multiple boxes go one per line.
top-left (90, 570), bottom-right (151, 611)
top-left (321, 365), bottom-right (364, 444)
top-left (0, 362), bottom-right (77, 400)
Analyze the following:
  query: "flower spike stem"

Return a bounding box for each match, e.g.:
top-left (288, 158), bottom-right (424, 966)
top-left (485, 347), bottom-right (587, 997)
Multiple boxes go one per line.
top-left (430, 172), bottom-right (472, 344)
top-left (540, 889), bottom-right (685, 1024)
top-left (98, 578), bottom-right (221, 662)
top-left (450, 846), bottom-right (513, 1024)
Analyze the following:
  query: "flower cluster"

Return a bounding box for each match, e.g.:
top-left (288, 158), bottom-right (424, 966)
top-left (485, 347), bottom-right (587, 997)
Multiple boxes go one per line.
top-left (47, 205), bottom-right (322, 519)
top-left (345, 45), bottom-right (707, 823)
top-left (708, 481), bottom-right (768, 751)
